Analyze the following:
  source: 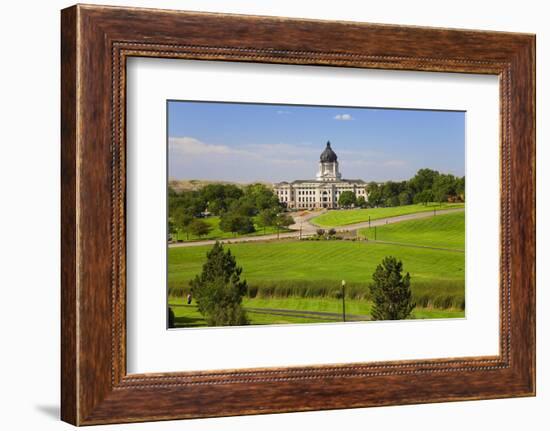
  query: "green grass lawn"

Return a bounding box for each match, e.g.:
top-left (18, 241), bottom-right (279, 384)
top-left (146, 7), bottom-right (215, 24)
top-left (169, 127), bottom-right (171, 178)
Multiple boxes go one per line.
top-left (168, 296), bottom-right (465, 328)
top-left (168, 240), bottom-right (465, 309)
top-left (169, 240), bottom-right (464, 287)
top-left (171, 303), bottom-right (329, 327)
top-left (310, 202), bottom-right (464, 228)
top-left (359, 211), bottom-right (465, 250)
top-left (174, 215), bottom-right (290, 242)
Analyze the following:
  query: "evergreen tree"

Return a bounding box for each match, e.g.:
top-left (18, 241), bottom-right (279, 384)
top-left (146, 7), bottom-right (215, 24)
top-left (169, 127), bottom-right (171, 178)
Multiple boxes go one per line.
top-left (168, 307), bottom-right (175, 328)
top-left (190, 242), bottom-right (248, 326)
top-left (369, 256), bottom-right (415, 320)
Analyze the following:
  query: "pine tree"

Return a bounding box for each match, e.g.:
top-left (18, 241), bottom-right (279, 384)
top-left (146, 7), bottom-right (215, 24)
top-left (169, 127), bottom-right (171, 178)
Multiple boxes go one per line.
top-left (168, 307), bottom-right (175, 328)
top-left (369, 256), bottom-right (415, 320)
top-left (190, 242), bottom-right (248, 326)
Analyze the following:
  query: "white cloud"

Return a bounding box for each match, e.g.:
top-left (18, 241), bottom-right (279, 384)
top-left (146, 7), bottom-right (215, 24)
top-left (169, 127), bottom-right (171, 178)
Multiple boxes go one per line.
top-left (168, 136), bottom-right (411, 182)
top-left (168, 136), bottom-right (250, 157)
top-left (169, 136), bottom-right (318, 182)
top-left (169, 137), bottom-right (315, 173)
top-left (333, 113), bottom-right (353, 121)
top-left (169, 137), bottom-right (319, 163)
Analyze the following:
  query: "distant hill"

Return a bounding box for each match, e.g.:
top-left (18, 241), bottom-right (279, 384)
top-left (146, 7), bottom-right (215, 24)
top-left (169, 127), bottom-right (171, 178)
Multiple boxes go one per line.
top-left (169, 179), bottom-right (274, 193)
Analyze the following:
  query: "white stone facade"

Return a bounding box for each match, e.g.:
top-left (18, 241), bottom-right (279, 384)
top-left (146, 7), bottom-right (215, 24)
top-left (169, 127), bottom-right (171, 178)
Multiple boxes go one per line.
top-left (274, 142), bottom-right (368, 210)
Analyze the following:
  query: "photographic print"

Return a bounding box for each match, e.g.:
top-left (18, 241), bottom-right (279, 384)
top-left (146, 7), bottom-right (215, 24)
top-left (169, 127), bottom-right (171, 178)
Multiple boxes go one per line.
top-left (167, 101), bottom-right (466, 329)
top-left (60, 7), bottom-right (535, 423)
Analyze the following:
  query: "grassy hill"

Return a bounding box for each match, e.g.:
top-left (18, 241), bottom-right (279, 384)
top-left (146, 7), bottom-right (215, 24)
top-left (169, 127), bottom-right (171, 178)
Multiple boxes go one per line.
top-left (168, 240), bottom-right (465, 310)
top-left (310, 202), bottom-right (464, 228)
top-left (169, 178), bottom-right (273, 193)
top-left (358, 211), bottom-right (465, 250)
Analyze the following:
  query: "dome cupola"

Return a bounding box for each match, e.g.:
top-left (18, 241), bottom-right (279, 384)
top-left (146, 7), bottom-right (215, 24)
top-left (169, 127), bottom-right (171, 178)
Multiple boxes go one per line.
top-left (320, 141), bottom-right (337, 163)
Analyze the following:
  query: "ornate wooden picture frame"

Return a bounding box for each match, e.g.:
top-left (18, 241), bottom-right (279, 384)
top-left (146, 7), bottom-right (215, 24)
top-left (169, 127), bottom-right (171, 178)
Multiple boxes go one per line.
top-left (61, 4), bottom-right (535, 425)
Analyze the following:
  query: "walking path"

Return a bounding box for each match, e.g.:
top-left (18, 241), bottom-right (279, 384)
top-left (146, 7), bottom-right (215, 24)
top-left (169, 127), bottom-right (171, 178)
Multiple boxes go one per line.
top-left (169, 209), bottom-right (325, 248)
top-left (169, 208), bottom-right (464, 248)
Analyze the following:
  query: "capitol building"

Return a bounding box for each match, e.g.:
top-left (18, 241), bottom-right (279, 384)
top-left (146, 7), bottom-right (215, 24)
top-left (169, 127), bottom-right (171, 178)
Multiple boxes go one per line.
top-left (274, 142), bottom-right (368, 210)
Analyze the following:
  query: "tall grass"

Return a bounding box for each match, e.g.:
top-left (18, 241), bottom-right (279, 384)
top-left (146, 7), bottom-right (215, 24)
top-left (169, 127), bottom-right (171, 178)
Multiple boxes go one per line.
top-left (168, 279), bottom-right (464, 310)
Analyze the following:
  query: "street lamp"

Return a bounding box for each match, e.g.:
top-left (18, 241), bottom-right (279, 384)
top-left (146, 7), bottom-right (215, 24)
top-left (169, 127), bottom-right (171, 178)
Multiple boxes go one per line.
top-left (341, 280), bottom-right (346, 322)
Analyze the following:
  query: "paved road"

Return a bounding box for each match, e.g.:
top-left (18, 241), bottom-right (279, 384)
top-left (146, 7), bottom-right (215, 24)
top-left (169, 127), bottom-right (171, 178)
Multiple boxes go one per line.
top-left (169, 209), bottom-right (326, 248)
top-left (169, 208), bottom-right (464, 248)
top-left (171, 304), bottom-right (370, 322)
top-left (246, 307), bottom-right (370, 322)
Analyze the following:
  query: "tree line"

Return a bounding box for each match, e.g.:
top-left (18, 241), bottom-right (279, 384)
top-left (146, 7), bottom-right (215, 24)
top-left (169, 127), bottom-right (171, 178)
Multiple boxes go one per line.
top-left (338, 168), bottom-right (465, 209)
top-left (169, 183), bottom-right (294, 240)
top-left (367, 168), bottom-right (465, 207)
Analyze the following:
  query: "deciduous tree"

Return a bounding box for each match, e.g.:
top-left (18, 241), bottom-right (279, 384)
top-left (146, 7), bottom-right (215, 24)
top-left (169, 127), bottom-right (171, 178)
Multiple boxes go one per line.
top-left (398, 190), bottom-right (413, 206)
top-left (433, 174), bottom-right (456, 204)
top-left (219, 212), bottom-right (255, 236)
top-left (274, 213), bottom-right (294, 239)
top-left (256, 209), bottom-right (277, 234)
top-left (172, 206), bottom-right (194, 240)
top-left (413, 189), bottom-right (434, 206)
top-left (338, 191), bottom-right (357, 208)
top-left (367, 182), bottom-right (382, 207)
top-left (409, 168), bottom-right (439, 194)
top-left (189, 219), bottom-right (212, 238)
top-left (356, 195), bottom-right (367, 208)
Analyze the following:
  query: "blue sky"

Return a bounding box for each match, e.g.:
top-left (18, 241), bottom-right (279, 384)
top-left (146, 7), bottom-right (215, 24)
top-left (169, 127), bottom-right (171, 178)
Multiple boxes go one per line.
top-left (168, 101), bottom-right (465, 183)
